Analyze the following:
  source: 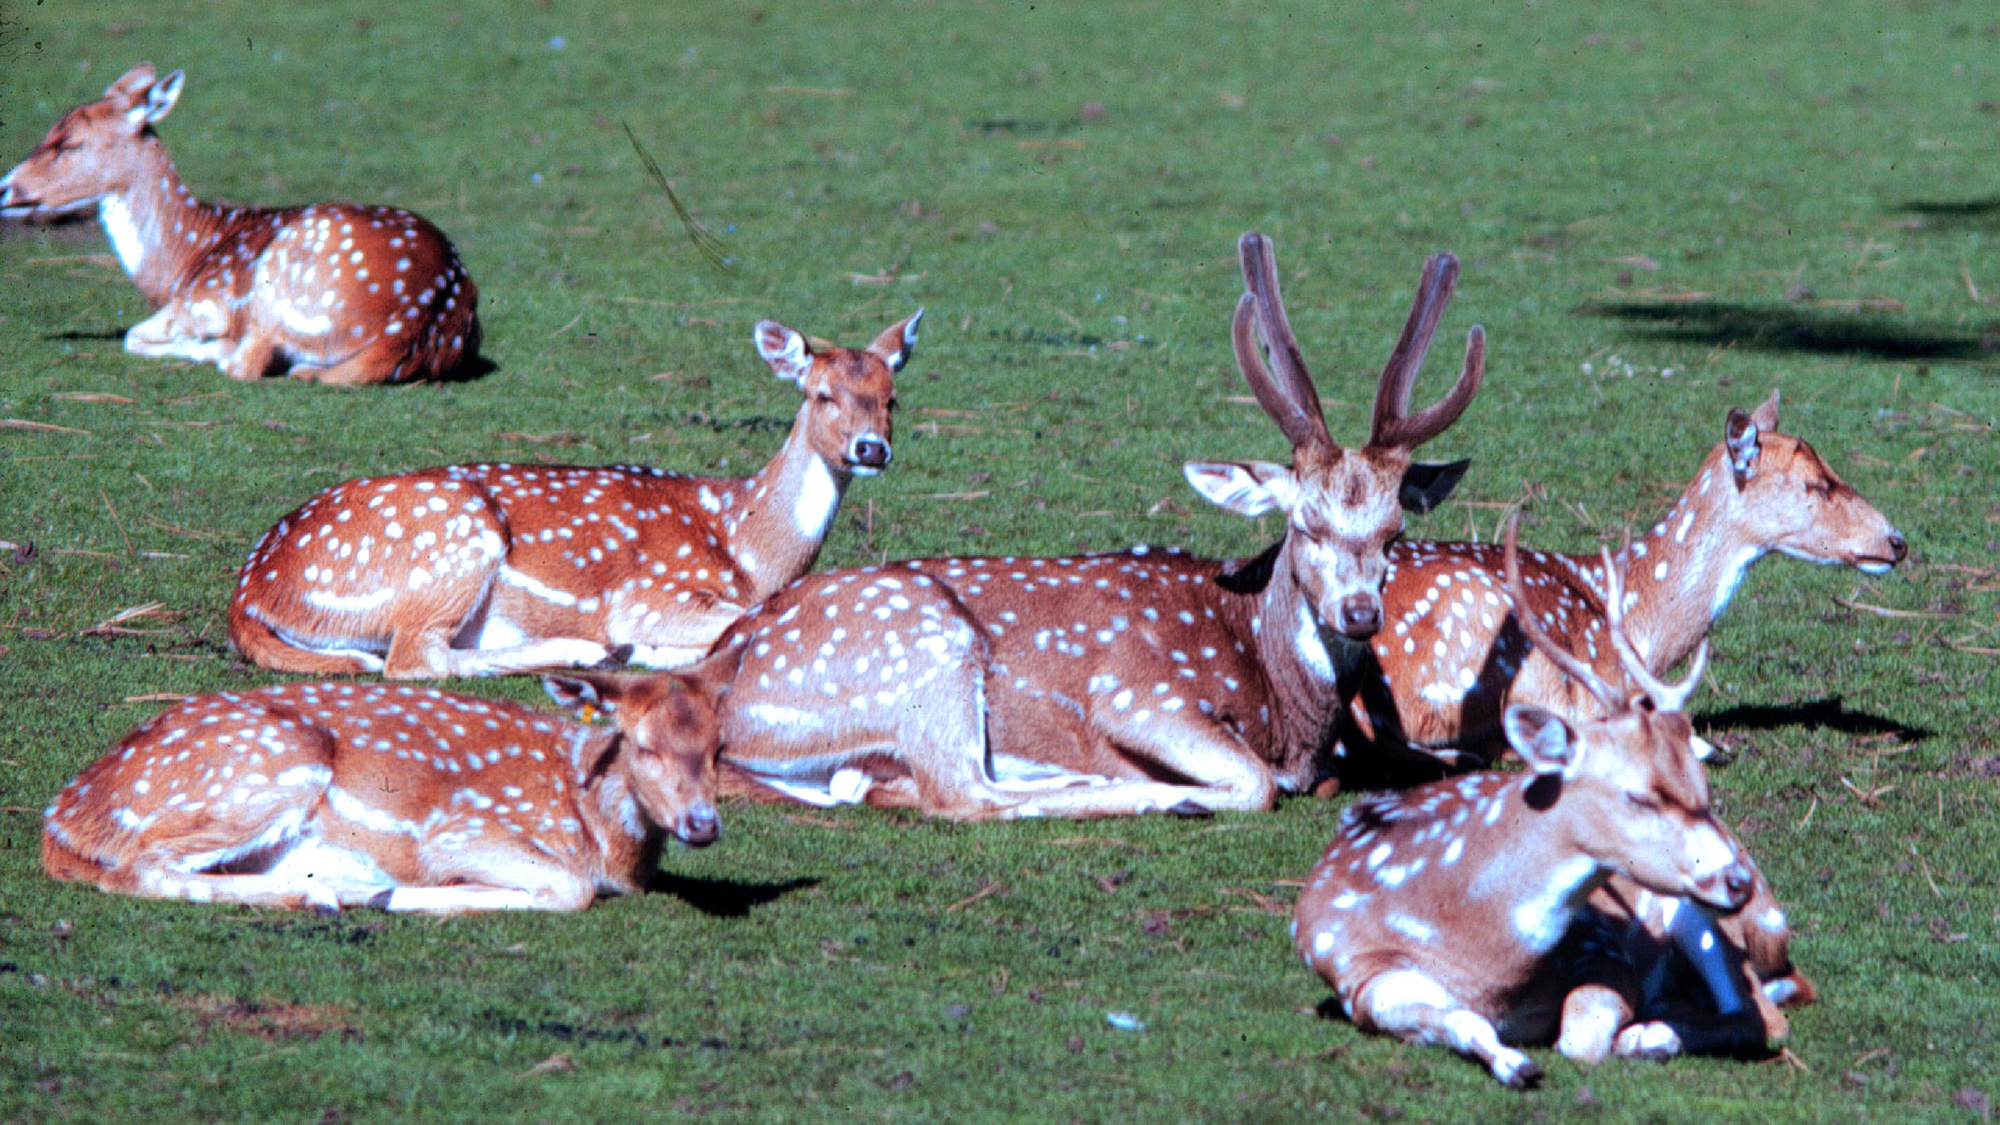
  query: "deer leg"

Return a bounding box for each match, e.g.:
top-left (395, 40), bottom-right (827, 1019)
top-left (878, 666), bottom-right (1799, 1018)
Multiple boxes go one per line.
top-left (289, 338), bottom-right (410, 386)
top-left (1556, 983), bottom-right (1634, 1065)
top-left (1352, 967), bottom-right (1542, 1088)
top-left (1002, 718), bottom-right (1275, 819)
top-left (388, 835), bottom-right (596, 914)
top-left (224, 334), bottom-right (278, 382)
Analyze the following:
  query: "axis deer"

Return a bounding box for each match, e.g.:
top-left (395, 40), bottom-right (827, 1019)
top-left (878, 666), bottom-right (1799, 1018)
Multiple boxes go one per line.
top-left (709, 233), bottom-right (1484, 818)
top-left (0, 63), bottom-right (479, 384)
top-left (1291, 517), bottom-right (1761, 1088)
top-left (41, 657), bottom-right (735, 915)
top-left (228, 311), bottom-right (922, 679)
top-left (1347, 390), bottom-right (1906, 762)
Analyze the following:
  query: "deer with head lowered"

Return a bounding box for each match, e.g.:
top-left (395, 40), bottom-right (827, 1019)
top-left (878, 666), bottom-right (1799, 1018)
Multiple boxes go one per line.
top-left (1291, 516), bottom-right (1766, 1088)
top-left (41, 656), bottom-right (735, 915)
top-left (1346, 389), bottom-right (1906, 765)
top-left (228, 311), bottom-right (921, 679)
top-left (709, 233), bottom-right (1483, 818)
top-left (0, 63), bottom-right (479, 385)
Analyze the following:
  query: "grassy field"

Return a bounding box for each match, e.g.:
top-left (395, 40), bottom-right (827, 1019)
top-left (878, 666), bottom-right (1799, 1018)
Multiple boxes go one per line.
top-left (2, 0), bottom-right (1997, 1120)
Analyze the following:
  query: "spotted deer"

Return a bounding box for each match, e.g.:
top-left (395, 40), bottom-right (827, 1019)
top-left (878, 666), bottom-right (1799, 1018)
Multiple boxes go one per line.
top-left (1348, 390), bottom-right (1906, 762)
top-left (709, 233), bottom-right (1484, 819)
top-left (1291, 517), bottom-right (1763, 1088)
top-left (41, 657), bottom-right (735, 915)
top-left (0, 63), bottom-right (479, 384)
top-left (228, 311), bottom-right (921, 679)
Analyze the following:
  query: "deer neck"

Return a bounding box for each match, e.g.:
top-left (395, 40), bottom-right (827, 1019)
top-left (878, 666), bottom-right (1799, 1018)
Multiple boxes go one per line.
top-left (1604, 448), bottom-right (1766, 675)
top-left (1229, 541), bottom-right (1356, 790)
top-left (719, 405), bottom-right (850, 604)
top-left (1457, 776), bottom-right (1614, 958)
top-left (571, 731), bottom-right (652, 892)
top-left (97, 138), bottom-right (222, 303)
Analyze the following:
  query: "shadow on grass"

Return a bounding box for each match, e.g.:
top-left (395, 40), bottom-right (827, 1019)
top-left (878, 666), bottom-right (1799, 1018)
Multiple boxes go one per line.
top-left (648, 871), bottom-right (819, 917)
top-left (1897, 197), bottom-right (2000, 231)
top-left (1697, 695), bottom-right (1928, 743)
top-left (1577, 300), bottom-right (1998, 364)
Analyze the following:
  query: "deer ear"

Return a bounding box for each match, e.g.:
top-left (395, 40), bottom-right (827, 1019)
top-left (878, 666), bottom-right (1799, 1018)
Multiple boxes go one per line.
top-left (867, 309), bottom-right (923, 373)
top-left (543, 674), bottom-right (608, 723)
top-left (1749, 388), bottom-right (1780, 432)
top-left (546, 671), bottom-right (656, 719)
top-left (1399, 457), bottom-right (1470, 514)
top-left (1503, 703), bottom-right (1582, 778)
top-left (128, 69), bottom-right (185, 127)
top-left (1183, 460), bottom-right (1298, 518)
top-left (1724, 408), bottom-right (1761, 489)
top-left (755, 320), bottom-right (813, 385)
top-left (104, 63), bottom-right (159, 104)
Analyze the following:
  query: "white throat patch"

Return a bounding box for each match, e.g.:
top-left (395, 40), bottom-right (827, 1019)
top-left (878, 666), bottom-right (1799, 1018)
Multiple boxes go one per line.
top-left (794, 456), bottom-right (840, 538)
top-left (99, 196), bottom-right (145, 275)
top-left (1294, 602), bottom-right (1336, 682)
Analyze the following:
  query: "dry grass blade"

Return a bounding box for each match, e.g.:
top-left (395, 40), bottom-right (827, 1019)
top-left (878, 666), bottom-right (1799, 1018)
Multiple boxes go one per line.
top-left (50, 392), bottom-right (136, 404)
top-left (3, 418), bottom-right (91, 435)
top-left (620, 118), bottom-right (733, 274)
top-left (519, 1053), bottom-right (576, 1077)
top-left (82, 602), bottom-right (178, 637)
top-left (494, 431), bottom-right (585, 446)
top-left (124, 691), bottom-right (196, 704)
top-left (943, 880), bottom-right (1004, 913)
top-left (1832, 596), bottom-right (1952, 620)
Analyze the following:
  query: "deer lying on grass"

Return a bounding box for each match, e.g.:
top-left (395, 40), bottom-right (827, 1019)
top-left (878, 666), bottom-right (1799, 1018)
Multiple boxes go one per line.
top-left (709, 233), bottom-right (1484, 818)
top-left (42, 659), bottom-right (733, 915)
top-left (0, 63), bottom-right (480, 385)
top-left (228, 312), bottom-right (921, 678)
top-left (1291, 517), bottom-right (1764, 1088)
top-left (1348, 390), bottom-right (1906, 762)
top-left (1336, 391), bottom-right (1895, 1014)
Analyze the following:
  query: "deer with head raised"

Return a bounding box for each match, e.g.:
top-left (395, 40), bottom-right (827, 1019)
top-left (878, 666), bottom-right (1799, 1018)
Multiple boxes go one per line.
top-left (1347, 389), bottom-right (1905, 764)
top-left (1291, 516), bottom-right (1764, 1088)
top-left (1, 63), bottom-right (479, 385)
top-left (227, 311), bottom-right (921, 679)
top-left (709, 233), bottom-right (1483, 818)
top-left (41, 656), bottom-right (735, 915)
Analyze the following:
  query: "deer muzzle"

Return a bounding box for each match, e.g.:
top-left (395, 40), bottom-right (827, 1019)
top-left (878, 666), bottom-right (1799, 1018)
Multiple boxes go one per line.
top-left (677, 803), bottom-right (722, 848)
top-left (846, 433), bottom-right (891, 476)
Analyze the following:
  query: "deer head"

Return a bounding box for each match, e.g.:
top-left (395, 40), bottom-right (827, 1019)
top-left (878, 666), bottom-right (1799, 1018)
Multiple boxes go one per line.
top-left (1185, 234), bottom-right (1484, 640)
top-left (1501, 516), bottom-right (1753, 911)
top-left (1722, 390), bottom-right (1906, 574)
top-left (544, 656), bottom-right (733, 847)
top-left (1, 63), bottom-right (184, 218)
top-left (755, 311), bottom-right (921, 478)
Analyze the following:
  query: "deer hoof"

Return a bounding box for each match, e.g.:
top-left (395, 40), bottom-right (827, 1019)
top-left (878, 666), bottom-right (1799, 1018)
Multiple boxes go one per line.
top-left (1165, 799), bottom-right (1213, 819)
top-left (598, 644), bottom-right (636, 669)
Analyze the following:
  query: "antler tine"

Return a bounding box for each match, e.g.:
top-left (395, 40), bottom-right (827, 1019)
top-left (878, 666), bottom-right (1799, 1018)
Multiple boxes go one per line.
top-left (1236, 232), bottom-right (1333, 451)
top-left (1369, 256), bottom-right (1487, 451)
top-left (1503, 515), bottom-right (1624, 713)
top-left (1598, 542), bottom-right (1706, 712)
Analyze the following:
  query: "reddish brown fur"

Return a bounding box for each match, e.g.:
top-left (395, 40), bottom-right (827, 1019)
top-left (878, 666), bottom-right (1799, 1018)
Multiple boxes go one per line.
top-left (1291, 521), bottom-right (1760, 1087)
top-left (1350, 391), bottom-right (1905, 760)
top-left (710, 237), bottom-right (1484, 820)
top-left (0, 63), bottom-right (478, 385)
top-left (42, 657), bottom-right (734, 915)
top-left (228, 313), bottom-right (921, 679)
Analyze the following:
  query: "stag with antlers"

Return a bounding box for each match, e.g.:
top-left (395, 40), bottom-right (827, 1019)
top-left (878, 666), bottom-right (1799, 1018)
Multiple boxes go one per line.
top-left (707, 233), bottom-right (1484, 818)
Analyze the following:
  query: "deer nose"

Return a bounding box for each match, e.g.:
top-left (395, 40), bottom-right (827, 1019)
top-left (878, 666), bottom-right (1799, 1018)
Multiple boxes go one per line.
top-left (1335, 594), bottom-right (1383, 639)
top-left (680, 804), bottom-right (721, 848)
top-left (1885, 531), bottom-right (1907, 564)
top-left (1719, 862), bottom-right (1755, 910)
top-left (847, 435), bottom-right (891, 471)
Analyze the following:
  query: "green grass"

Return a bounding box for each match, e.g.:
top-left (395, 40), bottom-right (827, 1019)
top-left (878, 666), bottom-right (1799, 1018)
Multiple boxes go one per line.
top-left (3, 0), bottom-right (1998, 1121)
